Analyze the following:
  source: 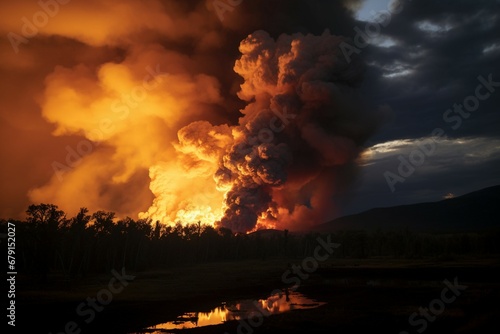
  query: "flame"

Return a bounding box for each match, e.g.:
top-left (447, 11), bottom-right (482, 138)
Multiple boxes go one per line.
top-left (174, 206), bottom-right (223, 226)
top-left (252, 217), bottom-right (278, 232)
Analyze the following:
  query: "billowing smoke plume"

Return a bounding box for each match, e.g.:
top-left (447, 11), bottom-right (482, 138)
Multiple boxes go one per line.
top-left (173, 30), bottom-right (376, 232)
top-left (0, 0), bottom-right (374, 231)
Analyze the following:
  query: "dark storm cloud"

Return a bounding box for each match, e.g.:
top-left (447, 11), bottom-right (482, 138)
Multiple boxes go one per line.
top-left (338, 0), bottom-right (500, 214)
top-left (358, 0), bottom-right (500, 141)
top-left (344, 137), bottom-right (500, 215)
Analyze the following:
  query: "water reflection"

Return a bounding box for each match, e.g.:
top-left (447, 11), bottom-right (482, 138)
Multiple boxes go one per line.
top-left (140, 290), bottom-right (325, 332)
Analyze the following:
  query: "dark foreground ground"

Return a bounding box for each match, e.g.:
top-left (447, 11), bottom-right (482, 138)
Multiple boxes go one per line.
top-left (15, 257), bottom-right (500, 334)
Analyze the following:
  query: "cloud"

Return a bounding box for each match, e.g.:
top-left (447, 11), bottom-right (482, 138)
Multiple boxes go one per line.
top-left (345, 136), bottom-right (500, 214)
top-left (358, 0), bottom-right (500, 141)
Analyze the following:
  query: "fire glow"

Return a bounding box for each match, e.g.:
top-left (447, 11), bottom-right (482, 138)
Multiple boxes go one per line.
top-left (15, 2), bottom-right (377, 233)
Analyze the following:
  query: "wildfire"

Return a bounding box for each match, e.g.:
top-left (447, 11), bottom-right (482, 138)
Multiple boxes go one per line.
top-left (134, 30), bottom-right (371, 233)
top-left (27, 10), bottom-right (372, 233)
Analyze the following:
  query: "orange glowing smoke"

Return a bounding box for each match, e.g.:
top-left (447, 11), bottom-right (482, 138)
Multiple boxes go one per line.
top-left (1, 1), bottom-right (376, 232)
top-left (31, 30), bottom-right (373, 233)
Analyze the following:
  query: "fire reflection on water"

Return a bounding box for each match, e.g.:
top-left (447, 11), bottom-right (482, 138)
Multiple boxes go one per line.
top-left (143, 290), bottom-right (326, 331)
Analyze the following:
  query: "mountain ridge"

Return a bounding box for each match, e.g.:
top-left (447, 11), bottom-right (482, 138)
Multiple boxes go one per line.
top-left (312, 185), bottom-right (500, 232)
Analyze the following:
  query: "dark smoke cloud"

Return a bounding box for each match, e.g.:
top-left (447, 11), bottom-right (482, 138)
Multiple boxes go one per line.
top-left (179, 30), bottom-right (378, 232)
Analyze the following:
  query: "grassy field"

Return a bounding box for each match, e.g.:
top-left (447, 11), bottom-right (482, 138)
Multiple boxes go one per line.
top-left (17, 256), bottom-right (500, 333)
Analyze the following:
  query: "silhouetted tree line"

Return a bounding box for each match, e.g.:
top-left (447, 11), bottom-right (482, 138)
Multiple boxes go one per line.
top-left (1, 204), bottom-right (499, 283)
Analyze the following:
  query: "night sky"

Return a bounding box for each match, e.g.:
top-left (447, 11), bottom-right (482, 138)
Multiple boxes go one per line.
top-left (345, 0), bottom-right (500, 215)
top-left (1, 0), bottom-right (499, 229)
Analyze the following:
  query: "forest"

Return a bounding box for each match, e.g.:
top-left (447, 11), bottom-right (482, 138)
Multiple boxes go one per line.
top-left (2, 203), bottom-right (500, 283)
